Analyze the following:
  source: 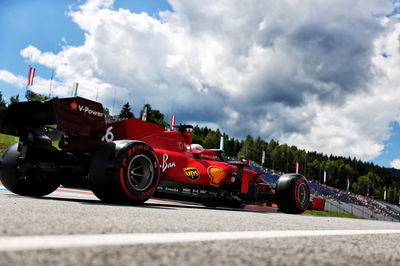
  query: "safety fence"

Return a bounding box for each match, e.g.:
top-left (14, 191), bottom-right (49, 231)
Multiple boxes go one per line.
top-left (324, 199), bottom-right (399, 222)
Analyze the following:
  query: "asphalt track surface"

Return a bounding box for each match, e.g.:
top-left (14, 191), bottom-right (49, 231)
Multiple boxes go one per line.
top-left (1, 185), bottom-right (400, 266)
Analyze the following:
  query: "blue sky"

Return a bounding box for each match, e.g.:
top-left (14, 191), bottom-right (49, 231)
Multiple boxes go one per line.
top-left (0, 0), bottom-right (81, 98)
top-left (1, 0), bottom-right (400, 169)
top-left (0, 0), bottom-right (172, 98)
top-left (371, 122), bottom-right (400, 167)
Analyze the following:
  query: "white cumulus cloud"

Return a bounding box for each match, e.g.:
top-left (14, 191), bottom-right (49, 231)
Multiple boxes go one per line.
top-left (391, 159), bottom-right (400, 169)
top-left (2, 0), bottom-right (400, 161)
top-left (0, 70), bottom-right (26, 89)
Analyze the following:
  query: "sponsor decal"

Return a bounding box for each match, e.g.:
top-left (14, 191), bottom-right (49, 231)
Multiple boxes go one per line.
top-left (158, 185), bottom-right (220, 198)
top-left (209, 191), bottom-right (218, 197)
top-left (208, 167), bottom-right (226, 186)
top-left (177, 141), bottom-right (184, 151)
top-left (165, 187), bottom-right (179, 193)
top-left (101, 126), bottom-right (114, 142)
top-left (182, 188), bottom-right (191, 194)
top-left (70, 102), bottom-right (78, 110)
top-left (78, 105), bottom-right (104, 117)
top-left (183, 168), bottom-right (200, 181)
top-left (199, 190), bottom-right (207, 195)
top-left (71, 102), bottom-right (104, 118)
top-left (138, 187), bottom-right (156, 201)
top-left (162, 153), bottom-right (176, 172)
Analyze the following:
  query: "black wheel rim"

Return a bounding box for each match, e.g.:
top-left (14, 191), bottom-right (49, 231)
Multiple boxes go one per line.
top-left (127, 155), bottom-right (153, 191)
top-left (297, 182), bottom-right (309, 207)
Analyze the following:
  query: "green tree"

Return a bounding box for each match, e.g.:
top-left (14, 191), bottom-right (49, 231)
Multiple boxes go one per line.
top-left (236, 135), bottom-right (266, 163)
top-left (119, 102), bottom-right (134, 119)
top-left (237, 135), bottom-right (255, 159)
top-left (352, 174), bottom-right (372, 195)
top-left (25, 90), bottom-right (46, 102)
top-left (9, 94), bottom-right (19, 105)
top-left (202, 130), bottom-right (220, 149)
top-left (140, 104), bottom-right (167, 127)
top-left (31, 95), bottom-right (46, 101)
top-left (308, 159), bottom-right (323, 181)
top-left (352, 172), bottom-right (383, 198)
top-left (265, 139), bottom-right (279, 169)
top-left (224, 136), bottom-right (233, 155)
top-left (387, 187), bottom-right (398, 203)
top-left (103, 107), bottom-right (110, 115)
top-left (253, 136), bottom-right (267, 165)
top-left (191, 126), bottom-right (204, 145)
top-left (0, 91), bottom-right (7, 107)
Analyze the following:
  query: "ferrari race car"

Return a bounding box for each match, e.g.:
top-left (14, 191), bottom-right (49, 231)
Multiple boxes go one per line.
top-left (0, 97), bottom-right (310, 214)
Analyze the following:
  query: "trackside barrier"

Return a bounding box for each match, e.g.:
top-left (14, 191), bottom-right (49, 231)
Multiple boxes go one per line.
top-left (312, 197), bottom-right (325, 210)
top-left (385, 202), bottom-right (400, 214)
top-left (240, 162), bottom-right (400, 222)
top-left (324, 199), bottom-right (399, 222)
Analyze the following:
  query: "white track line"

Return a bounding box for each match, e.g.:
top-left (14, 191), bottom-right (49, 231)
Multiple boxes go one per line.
top-left (1, 230), bottom-right (400, 251)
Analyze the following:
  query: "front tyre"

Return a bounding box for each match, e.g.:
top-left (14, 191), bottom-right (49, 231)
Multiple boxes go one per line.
top-left (0, 144), bottom-right (60, 197)
top-left (89, 140), bottom-right (160, 204)
top-left (276, 174), bottom-right (310, 214)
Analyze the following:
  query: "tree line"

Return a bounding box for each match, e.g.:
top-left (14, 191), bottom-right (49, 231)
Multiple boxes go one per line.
top-left (118, 102), bottom-right (167, 127)
top-left (0, 92), bottom-right (19, 107)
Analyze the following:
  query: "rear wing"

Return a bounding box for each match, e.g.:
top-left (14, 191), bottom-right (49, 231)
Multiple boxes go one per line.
top-left (0, 97), bottom-right (106, 138)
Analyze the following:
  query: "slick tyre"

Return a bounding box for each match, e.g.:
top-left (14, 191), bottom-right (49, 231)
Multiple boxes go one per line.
top-left (276, 174), bottom-right (310, 214)
top-left (89, 140), bottom-right (160, 204)
top-left (0, 144), bottom-right (60, 197)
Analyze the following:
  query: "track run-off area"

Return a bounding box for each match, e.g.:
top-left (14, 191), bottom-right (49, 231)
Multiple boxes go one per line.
top-left (1, 185), bottom-right (400, 265)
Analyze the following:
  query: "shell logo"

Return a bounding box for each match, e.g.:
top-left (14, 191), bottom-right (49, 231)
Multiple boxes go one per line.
top-left (70, 102), bottom-right (78, 110)
top-left (208, 167), bottom-right (225, 186)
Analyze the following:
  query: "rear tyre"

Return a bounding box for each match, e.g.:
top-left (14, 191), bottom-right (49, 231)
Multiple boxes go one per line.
top-left (89, 140), bottom-right (160, 204)
top-left (0, 144), bottom-right (60, 197)
top-left (276, 174), bottom-right (310, 214)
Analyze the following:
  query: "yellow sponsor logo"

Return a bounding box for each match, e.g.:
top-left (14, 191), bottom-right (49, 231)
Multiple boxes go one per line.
top-left (183, 168), bottom-right (200, 181)
top-left (208, 167), bottom-right (225, 186)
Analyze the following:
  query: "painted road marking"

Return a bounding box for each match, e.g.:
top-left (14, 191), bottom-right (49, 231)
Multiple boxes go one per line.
top-left (0, 185), bottom-right (186, 205)
top-left (0, 230), bottom-right (400, 251)
top-left (57, 187), bottom-right (94, 194)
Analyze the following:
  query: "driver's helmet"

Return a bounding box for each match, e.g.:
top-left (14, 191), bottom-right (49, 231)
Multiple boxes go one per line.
top-left (187, 144), bottom-right (204, 152)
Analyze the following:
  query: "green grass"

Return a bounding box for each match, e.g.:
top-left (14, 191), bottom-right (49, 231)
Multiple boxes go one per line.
top-left (0, 133), bottom-right (19, 156)
top-left (305, 210), bottom-right (362, 219)
top-left (0, 133), bottom-right (61, 157)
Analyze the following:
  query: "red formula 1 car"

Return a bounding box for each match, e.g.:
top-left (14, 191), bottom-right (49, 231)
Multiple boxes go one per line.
top-left (0, 97), bottom-right (310, 214)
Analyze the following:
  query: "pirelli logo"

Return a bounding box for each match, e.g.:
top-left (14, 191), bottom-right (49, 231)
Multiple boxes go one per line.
top-left (183, 168), bottom-right (200, 181)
